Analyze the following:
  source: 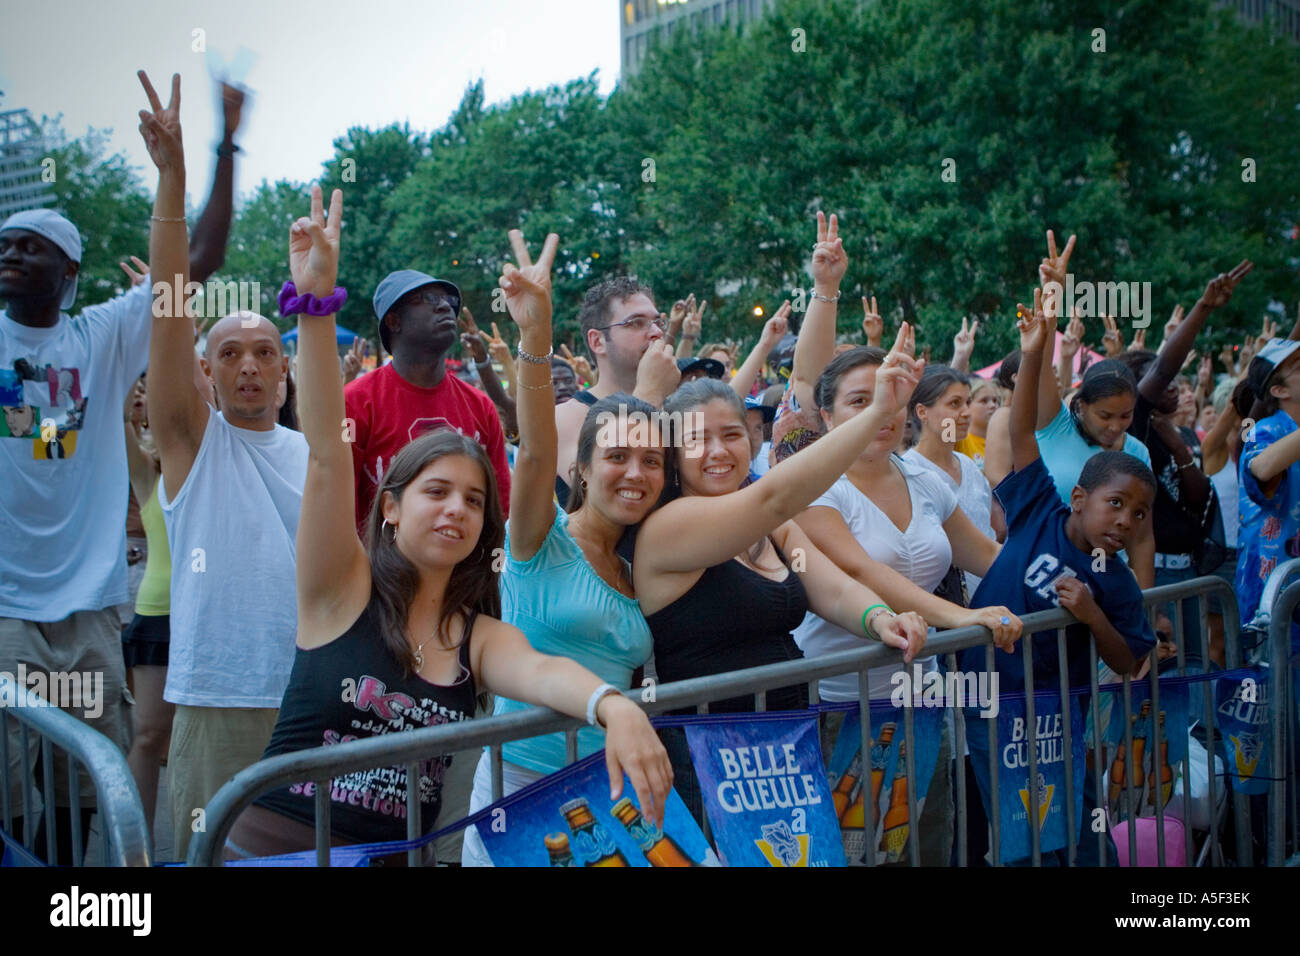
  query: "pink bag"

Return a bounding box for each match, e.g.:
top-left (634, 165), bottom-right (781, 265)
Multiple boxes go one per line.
top-left (1112, 815), bottom-right (1186, 867)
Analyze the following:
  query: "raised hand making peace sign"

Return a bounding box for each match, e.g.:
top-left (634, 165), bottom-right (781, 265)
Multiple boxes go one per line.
top-left (1199, 260), bottom-right (1253, 310)
top-left (499, 229), bottom-right (560, 332)
top-left (137, 71), bottom-right (183, 171)
top-left (289, 184), bottom-right (343, 299)
top-left (871, 322), bottom-right (924, 417)
top-left (861, 295), bottom-right (883, 346)
top-left (811, 211), bottom-right (847, 289)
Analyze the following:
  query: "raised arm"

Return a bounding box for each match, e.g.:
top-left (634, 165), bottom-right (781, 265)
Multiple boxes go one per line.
top-left (1012, 290), bottom-right (1050, 473)
top-left (1201, 396), bottom-right (1239, 477)
top-left (674, 294), bottom-right (702, 358)
top-left (1057, 314), bottom-right (1083, 394)
top-left (790, 211), bottom-right (847, 412)
top-left (731, 304), bottom-right (788, 398)
top-left (950, 316), bottom-right (978, 373)
top-left (139, 71), bottom-right (209, 494)
top-left (637, 325), bottom-right (923, 578)
top-left (499, 229), bottom-right (561, 560)
top-left (458, 308), bottom-right (517, 435)
top-left (1036, 230), bottom-right (1075, 430)
top-left (187, 81), bottom-right (244, 283)
top-left (289, 185), bottom-right (370, 641)
top-left (1138, 261), bottom-right (1253, 404)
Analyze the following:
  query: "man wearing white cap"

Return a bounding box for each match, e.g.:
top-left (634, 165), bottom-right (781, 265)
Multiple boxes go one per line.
top-left (0, 78), bottom-right (242, 861)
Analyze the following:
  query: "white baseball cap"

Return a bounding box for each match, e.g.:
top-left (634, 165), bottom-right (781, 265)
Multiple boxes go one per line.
top-left (1, 208), bottom-right (83, 310)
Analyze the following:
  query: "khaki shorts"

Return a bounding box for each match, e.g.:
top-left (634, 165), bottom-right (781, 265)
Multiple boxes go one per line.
top-left (0, 609), bottom-right (131, 816)
top-left (167, 704), bottom-right (278, 862)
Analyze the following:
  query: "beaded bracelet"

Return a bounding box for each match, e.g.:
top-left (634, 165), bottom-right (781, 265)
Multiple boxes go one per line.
top-left (517, 346), bottom-right (553, 365)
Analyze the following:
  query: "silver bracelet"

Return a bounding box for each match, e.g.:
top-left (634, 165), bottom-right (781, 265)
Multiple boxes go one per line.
top-left (474, 357), bottom-right (493, 368)
top-left (517, 346), bottom-right (553, 366)
top-left (150, 215), bottom-right (186, 223)
top-left (811, 291), bottom-right (840, 304)
top-left (586, 683), bottom-right (620, 726)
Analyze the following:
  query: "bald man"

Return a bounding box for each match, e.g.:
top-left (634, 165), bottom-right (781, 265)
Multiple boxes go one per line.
top-left (148, 305), bottom-right (308, 858)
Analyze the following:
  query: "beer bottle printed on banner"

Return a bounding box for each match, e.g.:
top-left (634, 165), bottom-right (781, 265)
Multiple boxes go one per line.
top-left (831, 750), bottom-right (863, 821)
top-left (560, 798), bottom-right (629, 867)
top-left (1131, 701), bottom-right (1151, 796)
top-left (868, 723), bottom-right (896, 828)
top-left (610, 797), bottom-right (698, 867)
top-left (544, 832), bottom-right (579, 867)
top-left (880, 741), bottom-right (910, 863)
top-left (1150, 711), bottom-right (1173, 810)
top-left (1108, 740), bottom-right (1127, 811)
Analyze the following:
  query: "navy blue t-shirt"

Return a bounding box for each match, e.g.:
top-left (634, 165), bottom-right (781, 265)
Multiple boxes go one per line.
top-left (960, 456), bottom-right (1155, 693)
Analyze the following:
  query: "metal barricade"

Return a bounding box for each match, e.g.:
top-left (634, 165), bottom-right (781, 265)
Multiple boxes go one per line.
top-left (191, 575), bottom-right (1276, 868)
top-left (1258, 560), bottom-right (1300, 866)
top-left (0, 673), bottom-right (151, 866)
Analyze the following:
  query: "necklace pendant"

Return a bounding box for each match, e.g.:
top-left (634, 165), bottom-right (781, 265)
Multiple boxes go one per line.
top-left (413, 649), bottom-right (424, 669)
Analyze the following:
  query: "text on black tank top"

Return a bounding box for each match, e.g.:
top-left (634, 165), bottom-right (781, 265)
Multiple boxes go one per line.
top-left (254, 599), bottom-right (478, 843)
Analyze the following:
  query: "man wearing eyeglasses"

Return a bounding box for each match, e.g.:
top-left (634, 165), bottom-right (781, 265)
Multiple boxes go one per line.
top-left (554, 277), bottom-right (681, 503)
top-left (345, 270), bottom-right (511, 530)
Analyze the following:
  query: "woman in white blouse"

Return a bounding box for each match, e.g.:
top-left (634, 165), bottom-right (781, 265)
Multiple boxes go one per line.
top-left (901, 364), bottom-right (1003, 598)
top-left (792, 346), bottom-right (1021, 865)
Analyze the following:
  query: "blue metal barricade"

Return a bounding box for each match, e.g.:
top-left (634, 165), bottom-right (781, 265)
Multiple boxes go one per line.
top-left (190, 575), bottom-right (1284, 868)
top-left (0, 673), bottom-right (151, 866)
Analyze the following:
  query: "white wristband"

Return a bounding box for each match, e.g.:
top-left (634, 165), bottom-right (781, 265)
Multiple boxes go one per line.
top-left (586, 683), bottom-right (620, 727)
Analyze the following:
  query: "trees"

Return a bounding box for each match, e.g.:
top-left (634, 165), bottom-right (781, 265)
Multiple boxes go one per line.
top-left (42, 125), bottom-right (151, 307)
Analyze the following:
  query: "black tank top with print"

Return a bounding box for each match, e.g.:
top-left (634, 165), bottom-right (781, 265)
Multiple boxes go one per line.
top-left (254, 598), bottom-right (478, 843)
top-left (646, 538), bottom-right (809, 714)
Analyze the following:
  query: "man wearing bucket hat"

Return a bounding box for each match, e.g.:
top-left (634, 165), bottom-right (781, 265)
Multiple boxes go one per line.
top-left (0, 75), bottom-right (242, 861)
top-left (344, 269), bottom-right (510, 529)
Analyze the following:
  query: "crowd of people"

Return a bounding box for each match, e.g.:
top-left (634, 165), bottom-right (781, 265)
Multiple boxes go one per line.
top-left (1, 70), bottom-right (1289, 866)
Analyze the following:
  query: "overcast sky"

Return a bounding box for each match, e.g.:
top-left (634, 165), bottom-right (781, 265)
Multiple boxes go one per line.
top-left (0, 0), bottom-right (623, 204)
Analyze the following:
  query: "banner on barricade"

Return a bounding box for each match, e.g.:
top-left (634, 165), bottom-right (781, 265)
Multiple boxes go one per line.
top-left (1103, 682), bottom-right (1189, 821)
top-left (824, 705), bottom-right (942, 864)
top-left (476, 752), bottom-right (717, 867)
top-left (685, 714), bottom-right (845, 867)
top-left (1215, 667), bottom-right (1272, 795)
top-left (970, 693), bottom-right (1086, 862)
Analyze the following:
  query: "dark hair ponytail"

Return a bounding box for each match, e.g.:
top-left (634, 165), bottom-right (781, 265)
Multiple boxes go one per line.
top-left (1069, 359), bottom-right (1137, 446)
top-left (907, 364), bottom-right (969, 439)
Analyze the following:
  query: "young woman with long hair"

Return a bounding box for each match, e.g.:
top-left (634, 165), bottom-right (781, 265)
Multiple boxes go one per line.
top-left (461, 231), bottom-right (673, 866)
top-left (219, 195), bottom-right (669, 861)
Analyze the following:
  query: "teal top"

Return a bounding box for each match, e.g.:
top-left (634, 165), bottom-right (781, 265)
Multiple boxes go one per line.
top-left (495, 507), bottom-right (653, 773)
top-left (1036, 401), bottom-right (1151, 505)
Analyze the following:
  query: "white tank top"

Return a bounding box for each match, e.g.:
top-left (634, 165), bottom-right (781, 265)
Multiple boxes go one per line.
top-left (159, 409), bottom-right (308, 707)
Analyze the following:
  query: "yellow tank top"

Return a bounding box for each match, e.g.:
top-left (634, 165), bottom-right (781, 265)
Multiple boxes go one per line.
top-left (135, 482), bottom-right (172, 616)
top-left (954, 433), bottom-right (986, 470)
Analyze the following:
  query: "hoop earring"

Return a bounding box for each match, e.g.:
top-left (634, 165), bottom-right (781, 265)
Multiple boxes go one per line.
top-left (382, 518), bottom-right (397, 540)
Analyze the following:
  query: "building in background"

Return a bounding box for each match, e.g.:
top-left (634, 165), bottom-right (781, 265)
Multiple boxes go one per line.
top-left (0, 101), bottom-right (55, 220)
top-left (1220, 0), bottom-right (1300, 43)
top-left (620, 0), bottom-right (777, 76)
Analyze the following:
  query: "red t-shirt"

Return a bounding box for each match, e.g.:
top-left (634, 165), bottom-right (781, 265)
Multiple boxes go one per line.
top-left (344, 363), bottom-right (510, 530)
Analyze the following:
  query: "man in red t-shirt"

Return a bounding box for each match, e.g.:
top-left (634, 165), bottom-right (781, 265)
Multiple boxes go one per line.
top-left (345, 270), bottom-right (510, 530)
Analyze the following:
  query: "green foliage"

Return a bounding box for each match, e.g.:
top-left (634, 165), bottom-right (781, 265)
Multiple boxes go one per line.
top-left (42, 125), bottom-right (151, 307)
top-left (31, 0), bottom-right (1300, 372)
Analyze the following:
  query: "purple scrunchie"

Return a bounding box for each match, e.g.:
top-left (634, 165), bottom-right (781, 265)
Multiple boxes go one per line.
top-left (279, 280), bottom-right (348, 317)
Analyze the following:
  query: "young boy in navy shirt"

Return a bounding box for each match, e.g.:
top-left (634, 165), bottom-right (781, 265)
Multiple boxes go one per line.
top-left (960, 294), bottom-right (1157, 864)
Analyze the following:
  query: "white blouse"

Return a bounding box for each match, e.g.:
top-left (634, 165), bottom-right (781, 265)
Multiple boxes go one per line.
top-left (793, 455), bottom-right (957, 701)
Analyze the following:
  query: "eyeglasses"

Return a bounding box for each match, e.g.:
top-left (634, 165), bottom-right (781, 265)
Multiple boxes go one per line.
top-left (402, 288), bottom-right (459, 310)
top-left (596, 315), bottom-right (667, 335)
